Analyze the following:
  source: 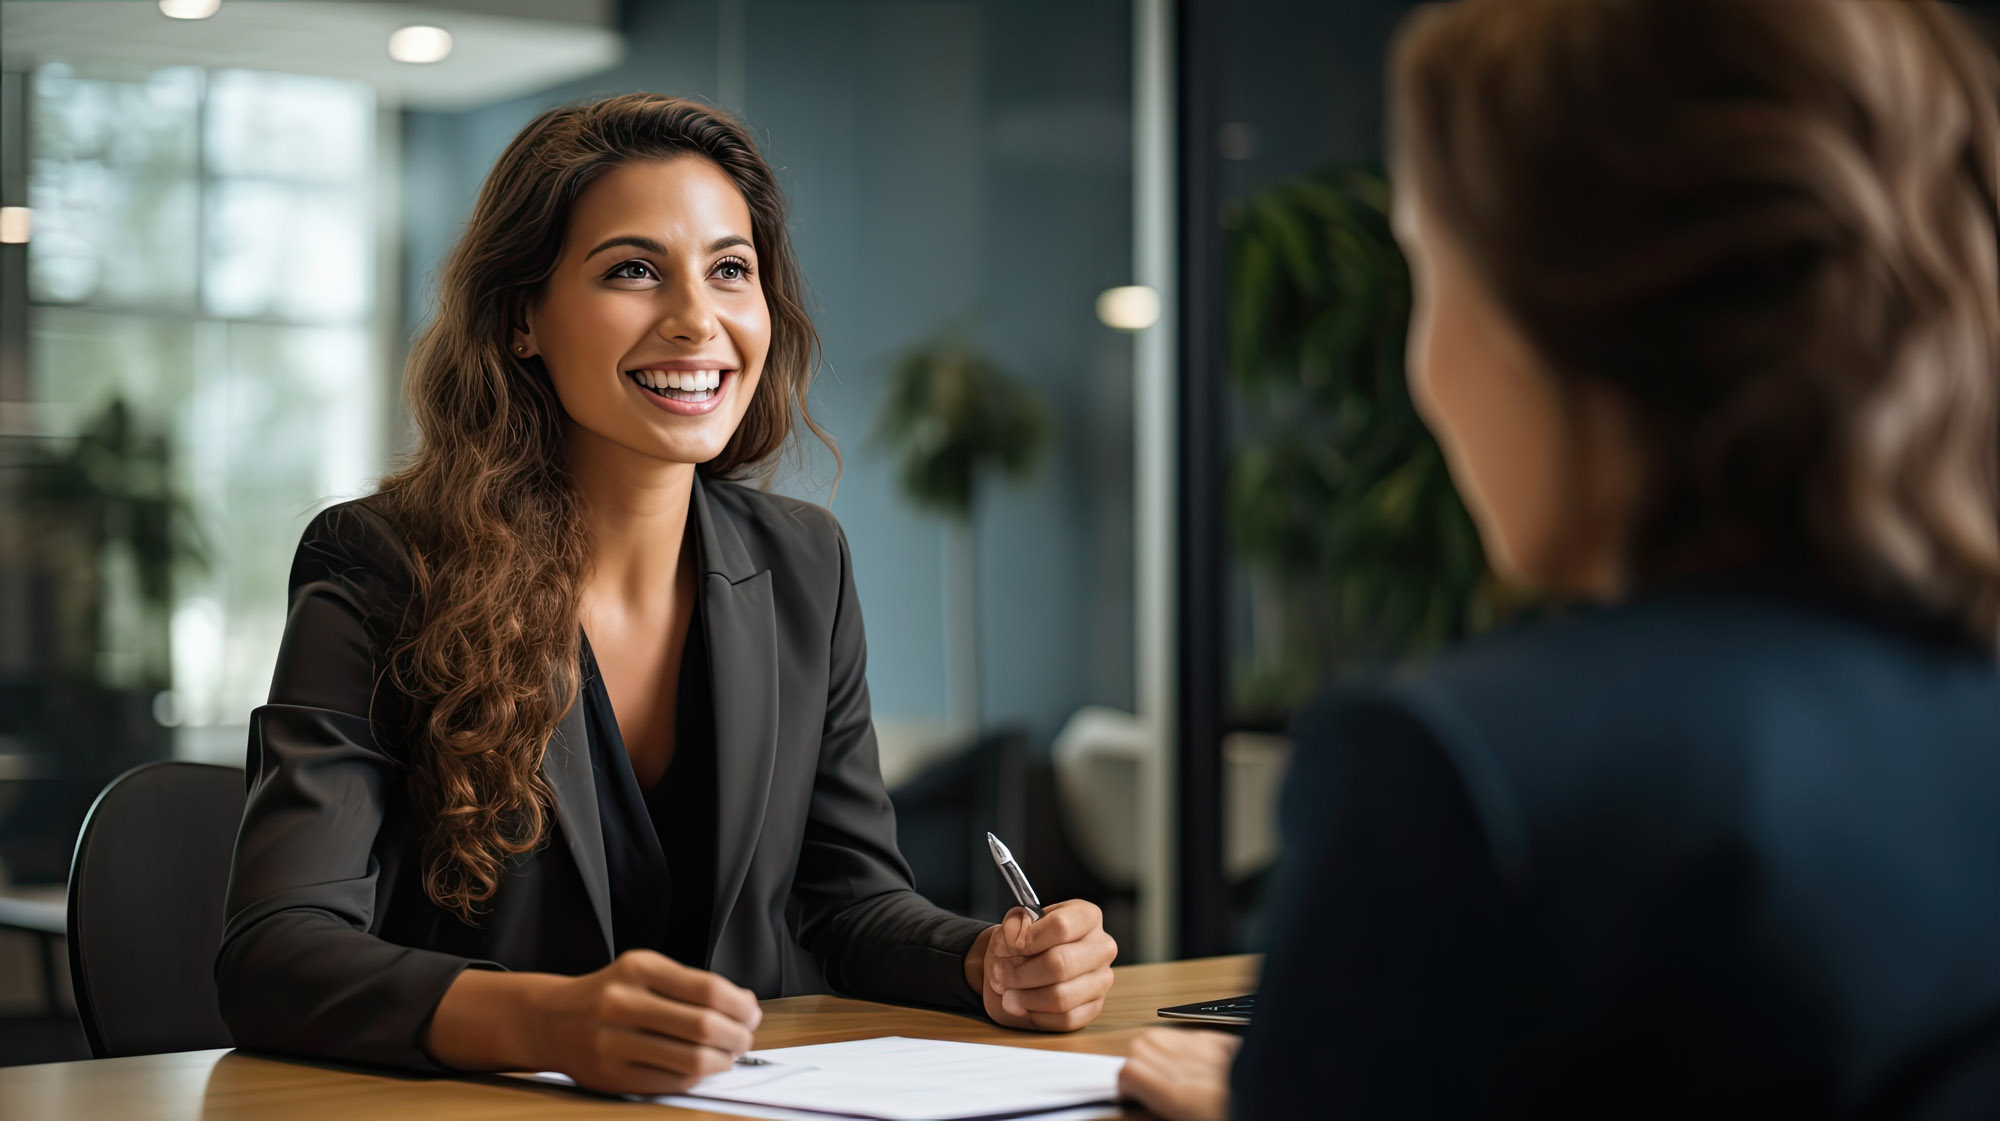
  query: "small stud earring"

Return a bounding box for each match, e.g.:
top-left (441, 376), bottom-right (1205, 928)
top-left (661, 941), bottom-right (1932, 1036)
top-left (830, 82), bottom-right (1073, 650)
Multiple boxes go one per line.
top-left (514, 343), bottom-right (527, 355)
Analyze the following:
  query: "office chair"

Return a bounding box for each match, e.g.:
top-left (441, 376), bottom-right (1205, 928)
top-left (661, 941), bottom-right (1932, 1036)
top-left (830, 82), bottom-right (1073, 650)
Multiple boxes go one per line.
top-left (66, 761), bottom-right (243, 1057)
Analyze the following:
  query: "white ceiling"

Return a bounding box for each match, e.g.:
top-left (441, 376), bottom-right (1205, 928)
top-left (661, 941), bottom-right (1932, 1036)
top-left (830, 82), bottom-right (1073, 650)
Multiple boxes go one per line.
top-left (0, 0), bottom-right (625, 111)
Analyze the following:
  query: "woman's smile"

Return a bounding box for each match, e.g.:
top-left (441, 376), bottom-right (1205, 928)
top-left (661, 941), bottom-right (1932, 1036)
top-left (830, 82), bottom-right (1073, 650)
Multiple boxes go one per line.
top-left (625, 364), bottom-right (737, 416)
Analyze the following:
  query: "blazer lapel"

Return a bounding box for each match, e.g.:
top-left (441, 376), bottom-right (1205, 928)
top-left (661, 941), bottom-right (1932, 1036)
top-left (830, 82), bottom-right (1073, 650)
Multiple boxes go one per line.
top-left (541, 686), bottom-right (615, 960)
top-left (691, 476), bottom-right (779, 959)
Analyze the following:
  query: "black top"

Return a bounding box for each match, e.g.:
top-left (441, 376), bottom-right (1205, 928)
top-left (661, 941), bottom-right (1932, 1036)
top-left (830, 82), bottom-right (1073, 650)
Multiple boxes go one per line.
top-left (583, 603), bottom-right (718, 969)
top-left (1232, 583), bottom-right (2000, 1121)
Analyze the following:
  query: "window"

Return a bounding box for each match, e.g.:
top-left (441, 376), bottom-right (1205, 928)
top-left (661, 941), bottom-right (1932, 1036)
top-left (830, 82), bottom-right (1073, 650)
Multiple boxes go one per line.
top-left (24, 62), bottom-right (383, 749)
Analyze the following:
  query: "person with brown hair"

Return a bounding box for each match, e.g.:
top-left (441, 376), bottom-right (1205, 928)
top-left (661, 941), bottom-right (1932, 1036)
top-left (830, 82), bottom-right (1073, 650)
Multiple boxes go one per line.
top-left (215, 93), bottom-right (1116, 1094)
top-left (1121, 1), bottom-right (2000, 1118)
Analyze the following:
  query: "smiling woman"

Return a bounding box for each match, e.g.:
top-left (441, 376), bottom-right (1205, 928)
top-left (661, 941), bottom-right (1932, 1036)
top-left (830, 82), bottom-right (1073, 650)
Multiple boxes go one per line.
top-left (213, 94), bottom-right (1118, 1096)
top-left (525, 161), bottom-right (771, 448)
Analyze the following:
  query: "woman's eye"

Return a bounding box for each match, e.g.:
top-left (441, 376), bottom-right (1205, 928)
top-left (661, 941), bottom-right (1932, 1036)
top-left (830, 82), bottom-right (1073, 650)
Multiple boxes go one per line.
top-left (607, 260), bottom-right (657, 282)
top-left (713, 257), bottom-right (752, 282)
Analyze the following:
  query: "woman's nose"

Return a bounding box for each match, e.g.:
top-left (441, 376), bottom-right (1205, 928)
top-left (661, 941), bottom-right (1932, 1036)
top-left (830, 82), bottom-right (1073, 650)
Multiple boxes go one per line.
top-left (653, 276), bottom-right (720, 344)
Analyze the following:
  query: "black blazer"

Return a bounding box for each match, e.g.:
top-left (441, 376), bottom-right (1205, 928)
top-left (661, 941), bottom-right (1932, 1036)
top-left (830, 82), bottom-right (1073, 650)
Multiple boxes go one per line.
top-left (1234, 585), bottom-right (2000, 1120)
top-left (217, 476), bottom-right (990, 1072)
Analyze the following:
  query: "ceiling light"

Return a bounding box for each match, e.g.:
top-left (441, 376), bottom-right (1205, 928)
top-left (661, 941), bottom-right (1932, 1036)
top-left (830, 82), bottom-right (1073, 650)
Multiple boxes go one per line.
top-left (159, 0), bottom-right (221, 19)
top-left (1096, 285), bottom-right (1161, 332)
top-left (389, 25), bottom-right (454, 64)
top-left (0, 208), bottom-right (30, 245)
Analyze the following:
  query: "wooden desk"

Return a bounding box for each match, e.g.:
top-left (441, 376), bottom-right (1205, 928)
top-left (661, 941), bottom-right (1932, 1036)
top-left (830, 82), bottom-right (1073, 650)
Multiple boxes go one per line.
top-left (0, 955), bottom-right (1258, 1120)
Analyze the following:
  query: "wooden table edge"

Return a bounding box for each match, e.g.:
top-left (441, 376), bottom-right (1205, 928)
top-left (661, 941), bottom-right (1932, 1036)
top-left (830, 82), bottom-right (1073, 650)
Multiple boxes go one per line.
top-left (0, 954), bottom-right (1262, 1120)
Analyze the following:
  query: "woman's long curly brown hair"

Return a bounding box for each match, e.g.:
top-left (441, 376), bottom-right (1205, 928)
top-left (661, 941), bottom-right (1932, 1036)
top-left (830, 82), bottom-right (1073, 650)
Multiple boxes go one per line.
top-left (371, 94), bottom-right (827, 921)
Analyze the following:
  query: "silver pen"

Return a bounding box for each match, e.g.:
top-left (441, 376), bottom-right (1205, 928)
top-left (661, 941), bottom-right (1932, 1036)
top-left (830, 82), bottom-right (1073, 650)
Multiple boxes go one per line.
top-left (985, 831), bottom-right (1045, 920)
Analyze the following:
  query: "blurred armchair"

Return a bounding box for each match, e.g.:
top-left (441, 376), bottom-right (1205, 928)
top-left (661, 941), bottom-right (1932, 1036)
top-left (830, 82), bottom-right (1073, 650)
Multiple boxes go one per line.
top-left (1051, 706), bottom-right (1289, 947)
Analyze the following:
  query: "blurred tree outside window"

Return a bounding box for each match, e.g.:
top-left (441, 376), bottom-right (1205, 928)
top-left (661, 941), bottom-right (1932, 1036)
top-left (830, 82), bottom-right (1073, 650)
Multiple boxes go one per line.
top-left (0, 62), bottom-right (382, 882)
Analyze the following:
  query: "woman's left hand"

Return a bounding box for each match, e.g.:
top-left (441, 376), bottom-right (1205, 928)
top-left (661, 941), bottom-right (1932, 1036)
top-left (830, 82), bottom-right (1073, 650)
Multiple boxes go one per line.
top-left (964, 899), bottom-right (1117, 1031)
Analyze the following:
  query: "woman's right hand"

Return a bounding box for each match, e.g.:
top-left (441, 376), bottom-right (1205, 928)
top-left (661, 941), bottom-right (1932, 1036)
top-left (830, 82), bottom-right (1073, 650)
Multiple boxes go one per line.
top-left (532, 950), bottom-right (765, 1095)
top-left (427, 949), bottom-right (763, 1095)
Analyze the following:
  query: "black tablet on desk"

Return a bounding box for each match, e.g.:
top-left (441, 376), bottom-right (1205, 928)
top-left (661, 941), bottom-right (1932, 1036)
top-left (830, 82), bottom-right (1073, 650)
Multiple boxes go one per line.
top-left (1157, 994), bottom-right (1255, 1025)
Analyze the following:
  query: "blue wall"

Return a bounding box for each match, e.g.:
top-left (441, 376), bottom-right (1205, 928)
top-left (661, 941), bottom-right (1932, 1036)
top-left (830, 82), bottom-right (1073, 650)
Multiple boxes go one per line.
top-left (399, 0), bottom-right (1135, 746)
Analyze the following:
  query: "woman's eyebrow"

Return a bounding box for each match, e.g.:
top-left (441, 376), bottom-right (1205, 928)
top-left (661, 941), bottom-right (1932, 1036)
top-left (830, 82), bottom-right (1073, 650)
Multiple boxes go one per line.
top-left (583, 234), bottom-right (752, 259)
top-left (584, 234), bottom-right (668, 259)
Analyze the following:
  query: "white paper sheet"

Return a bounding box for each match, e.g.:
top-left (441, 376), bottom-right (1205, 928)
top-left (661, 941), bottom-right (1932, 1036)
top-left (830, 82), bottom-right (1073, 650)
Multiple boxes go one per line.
top-left (532, 1036), bottom-right (1126, 1121)
top-left (647, 1099), bottom-right (1118, 1121)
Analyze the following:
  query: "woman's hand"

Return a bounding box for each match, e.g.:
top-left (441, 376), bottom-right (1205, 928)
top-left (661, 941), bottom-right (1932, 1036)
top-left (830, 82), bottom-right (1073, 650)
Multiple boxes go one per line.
top-left (429, 949), bottom-right (763, 1096)
top-left (965, 899), bottom-right (1117, 1032)
top-left (533, 950), bottom-right (764, 1095)
top-left (1117, 1028), bottom-right (1240, 1121)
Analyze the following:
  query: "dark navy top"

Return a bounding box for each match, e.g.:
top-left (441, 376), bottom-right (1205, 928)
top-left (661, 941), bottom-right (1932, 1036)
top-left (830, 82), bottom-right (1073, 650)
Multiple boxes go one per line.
top-left (581, 601), bottom-right (718, 969)
top-left (1232, 582), bottom-right (2000, 1120)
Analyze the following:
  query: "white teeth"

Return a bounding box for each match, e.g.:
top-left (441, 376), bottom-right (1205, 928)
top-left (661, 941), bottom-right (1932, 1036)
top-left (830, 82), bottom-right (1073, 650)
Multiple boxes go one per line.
top-left (628, 369), bottom-right (725, 396)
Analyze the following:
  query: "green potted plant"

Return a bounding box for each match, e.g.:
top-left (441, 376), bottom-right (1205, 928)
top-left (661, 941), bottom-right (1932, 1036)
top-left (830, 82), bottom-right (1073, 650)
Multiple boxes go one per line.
top-left (11, 396), bottom-right (206, 689)
top-left (1225, 166), bottom-right (1505, 719)
top-left (0, 396), bottom-right (206, 881)
top-left (874, 336), bottom-right (1050, 730)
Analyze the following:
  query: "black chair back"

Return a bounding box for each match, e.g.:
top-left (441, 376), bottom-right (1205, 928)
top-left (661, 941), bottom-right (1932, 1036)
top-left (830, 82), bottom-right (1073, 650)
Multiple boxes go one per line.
top-left (67, 761), bottom-right (244, 1057)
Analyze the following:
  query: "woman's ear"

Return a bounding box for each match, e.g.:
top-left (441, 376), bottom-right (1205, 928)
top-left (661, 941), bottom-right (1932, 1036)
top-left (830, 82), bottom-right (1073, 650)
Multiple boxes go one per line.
top-left (511, 309), bottom-right (538, 359)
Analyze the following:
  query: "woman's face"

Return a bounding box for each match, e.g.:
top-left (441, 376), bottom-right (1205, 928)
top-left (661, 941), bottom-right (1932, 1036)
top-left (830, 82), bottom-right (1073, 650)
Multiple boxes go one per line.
top-left (519, 156), bottom-right (770, 469)
top-left (1393, 179), bottom-right (1639, 594)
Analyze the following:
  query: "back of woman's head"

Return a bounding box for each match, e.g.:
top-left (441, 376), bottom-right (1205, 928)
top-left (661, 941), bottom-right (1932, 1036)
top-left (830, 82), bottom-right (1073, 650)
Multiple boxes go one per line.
top-left (1393, 0), bottom-right (2000, 645)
